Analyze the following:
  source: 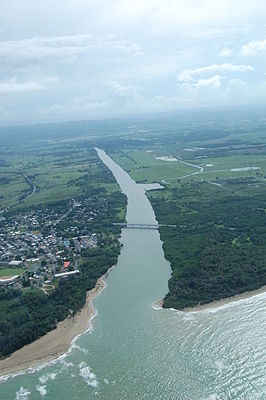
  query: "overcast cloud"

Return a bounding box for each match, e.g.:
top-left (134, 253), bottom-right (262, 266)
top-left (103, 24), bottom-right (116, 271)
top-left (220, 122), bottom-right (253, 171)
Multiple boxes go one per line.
top-left (0, 0), bottom-right (266, 124)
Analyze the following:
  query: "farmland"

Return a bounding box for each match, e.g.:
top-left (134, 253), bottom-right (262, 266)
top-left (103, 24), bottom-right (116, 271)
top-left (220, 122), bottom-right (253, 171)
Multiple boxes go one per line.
top-left (110, 149), bottom-right (195, 183)
top-left (108, 143), bottom-right (266, 186)
top-left (0, 147), bottom-right (97, 212)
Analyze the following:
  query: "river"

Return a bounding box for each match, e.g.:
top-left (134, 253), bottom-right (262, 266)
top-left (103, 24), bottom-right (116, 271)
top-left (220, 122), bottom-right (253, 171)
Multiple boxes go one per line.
top-left (1, 149), bottom-right (266, 400)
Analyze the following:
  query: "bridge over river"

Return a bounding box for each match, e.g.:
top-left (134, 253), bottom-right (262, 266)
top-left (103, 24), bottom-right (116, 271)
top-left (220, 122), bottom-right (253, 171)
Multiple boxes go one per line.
top-left (112, 223), bottom-right (176, 230)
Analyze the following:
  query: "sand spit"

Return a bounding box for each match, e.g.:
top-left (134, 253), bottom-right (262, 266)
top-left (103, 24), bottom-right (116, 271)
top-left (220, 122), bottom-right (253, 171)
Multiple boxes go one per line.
top-left (153, 285), bottom-right (266, 314)
top-left (184, 285), bottom-right (266, 313)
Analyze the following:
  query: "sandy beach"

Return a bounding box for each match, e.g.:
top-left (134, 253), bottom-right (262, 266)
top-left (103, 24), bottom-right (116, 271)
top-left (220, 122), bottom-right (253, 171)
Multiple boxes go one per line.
top-left (2, 275), bottom-right (266, 378)
top-left (185, 285), bottom-right (266, 312)
top-left (0, 268), bottom-right (113, 378)
top-left (153, 285), bottom-right (266, 313)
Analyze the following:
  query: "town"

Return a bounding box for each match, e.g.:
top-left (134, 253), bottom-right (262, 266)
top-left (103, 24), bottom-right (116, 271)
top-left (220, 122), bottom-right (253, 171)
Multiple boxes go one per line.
top-left (0, 196), bottom-right (113, 290)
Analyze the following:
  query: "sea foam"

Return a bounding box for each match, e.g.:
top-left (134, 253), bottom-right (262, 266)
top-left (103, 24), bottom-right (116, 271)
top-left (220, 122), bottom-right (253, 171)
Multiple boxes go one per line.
top-left (15, 387), bottom-right (31, 400)
top-left (39, 372), bottom-right (57, 384)
top-left (36, 385), bottom-right (47, 397)
top-left (79, 362), bottom-right (98, 387)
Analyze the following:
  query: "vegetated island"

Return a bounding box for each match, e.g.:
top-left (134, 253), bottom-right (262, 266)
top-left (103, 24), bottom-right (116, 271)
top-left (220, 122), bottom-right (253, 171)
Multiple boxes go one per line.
top-left (148, 178), bottom-right (266, 310)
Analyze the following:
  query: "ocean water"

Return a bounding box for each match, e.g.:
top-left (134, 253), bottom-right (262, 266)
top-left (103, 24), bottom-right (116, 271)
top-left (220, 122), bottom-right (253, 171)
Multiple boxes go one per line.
top-left (1, 149), bottom-right (266, 400)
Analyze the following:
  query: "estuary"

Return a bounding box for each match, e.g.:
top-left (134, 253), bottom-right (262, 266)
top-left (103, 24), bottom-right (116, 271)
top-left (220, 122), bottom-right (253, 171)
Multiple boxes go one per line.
top-left (1, 149), bottom-right (266, 400)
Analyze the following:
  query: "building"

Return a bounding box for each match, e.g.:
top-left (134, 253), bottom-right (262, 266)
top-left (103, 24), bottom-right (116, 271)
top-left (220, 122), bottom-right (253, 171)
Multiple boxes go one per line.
top-left (64, 261), bottom-right (71, 269)
top-left (8, 260), bottom-right (23, 267)
top-left (54, 270), bottom-right (80, 279)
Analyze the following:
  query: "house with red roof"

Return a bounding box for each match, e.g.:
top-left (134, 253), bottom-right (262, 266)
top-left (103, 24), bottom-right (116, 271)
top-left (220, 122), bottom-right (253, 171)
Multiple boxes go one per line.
top-left (64, 261), bottom-right (71, 269)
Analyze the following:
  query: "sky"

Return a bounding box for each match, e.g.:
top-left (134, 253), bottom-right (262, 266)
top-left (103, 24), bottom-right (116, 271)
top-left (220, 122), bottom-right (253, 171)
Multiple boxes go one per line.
top-left (0, 0), bottom-right (266, 125)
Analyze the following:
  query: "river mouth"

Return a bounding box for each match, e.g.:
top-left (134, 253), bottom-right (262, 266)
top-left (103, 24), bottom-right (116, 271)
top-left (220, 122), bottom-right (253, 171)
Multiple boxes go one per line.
top-left (2, 149), bottom-right (266, 400)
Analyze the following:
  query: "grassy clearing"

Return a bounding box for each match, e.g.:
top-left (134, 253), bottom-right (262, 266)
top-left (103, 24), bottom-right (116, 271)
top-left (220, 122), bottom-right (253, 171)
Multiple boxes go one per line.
top-left (0, 268), bottom-right (25, 277)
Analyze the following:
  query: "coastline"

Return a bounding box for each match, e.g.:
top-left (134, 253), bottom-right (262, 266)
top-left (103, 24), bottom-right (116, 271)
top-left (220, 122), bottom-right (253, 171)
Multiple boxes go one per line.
top-left (0, 266), bottom-right (114, 378)
top-left (153, 285), bottom-right (266, 313)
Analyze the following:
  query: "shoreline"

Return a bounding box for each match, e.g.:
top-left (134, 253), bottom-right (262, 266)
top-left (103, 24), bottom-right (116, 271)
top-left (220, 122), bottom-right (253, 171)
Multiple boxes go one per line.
top-left (153, 285), bottom-right (266, 313)
top-left (0, 266), bottom-right (114, 379)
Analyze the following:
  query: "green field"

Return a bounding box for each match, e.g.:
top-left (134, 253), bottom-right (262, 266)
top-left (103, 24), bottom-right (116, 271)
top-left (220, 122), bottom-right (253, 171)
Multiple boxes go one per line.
top-left (110, 149), bottom-right (196, 183)
top-left (0, 144), bottom-right (119, 212)
top-left (184, 154), bottom-right (266, 181)
top-left (0, 172), bottom-right (30, 208)
top-left (0, 268), bottom-right (25, 277)
top-left (108, 148), bottom-right (266, 187)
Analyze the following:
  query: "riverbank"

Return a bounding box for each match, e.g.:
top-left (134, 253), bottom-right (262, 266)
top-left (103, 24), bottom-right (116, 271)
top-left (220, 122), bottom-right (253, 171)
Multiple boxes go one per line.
top-left (153, 285), bottom-right (266, 313)
top-left (0, 267), bottom-right (114, 378)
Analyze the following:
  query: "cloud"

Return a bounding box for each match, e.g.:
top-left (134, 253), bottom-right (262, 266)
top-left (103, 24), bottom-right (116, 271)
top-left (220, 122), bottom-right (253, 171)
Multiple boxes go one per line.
top-left (226, 78), bottom-right (248, 94)
top-left (218, 47), bottom-right (232, 57)
top-left (0, 76), bottom-right (57, 93)
top-left (110, 0), bottom-right (266, 35)
top-left (177, 63), bottom-right (254, 82)
top-left (192, 75), bottom-right (224, 89)
top-left (0, 34), bottom-right (142, 68)
top-left (38, 80), bottom-right (143, 119)
top-left (106, 80), bottom-right (143, 104)
top-left (1, 1), bottom-right (266, 124)
top-left (177, 75), bottom-right (224, 95)
top-left (39, 96), bottom-right (107, 116)
top-left (240, 39), bottom-right (266, 56)
top-left (2, 0), bottom-right (266, 39)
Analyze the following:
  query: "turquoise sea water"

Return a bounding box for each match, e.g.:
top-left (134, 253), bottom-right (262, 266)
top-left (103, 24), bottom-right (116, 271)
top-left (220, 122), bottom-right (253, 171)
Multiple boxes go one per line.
top-left (1, 149), bottom-right (266, 400)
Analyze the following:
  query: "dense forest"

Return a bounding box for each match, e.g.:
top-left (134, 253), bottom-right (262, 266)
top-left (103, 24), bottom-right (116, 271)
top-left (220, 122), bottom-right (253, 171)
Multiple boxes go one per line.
top-left (0, 243), bottom-right (121, 358)
top-left (148, 180), bottom-right (266, 309)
